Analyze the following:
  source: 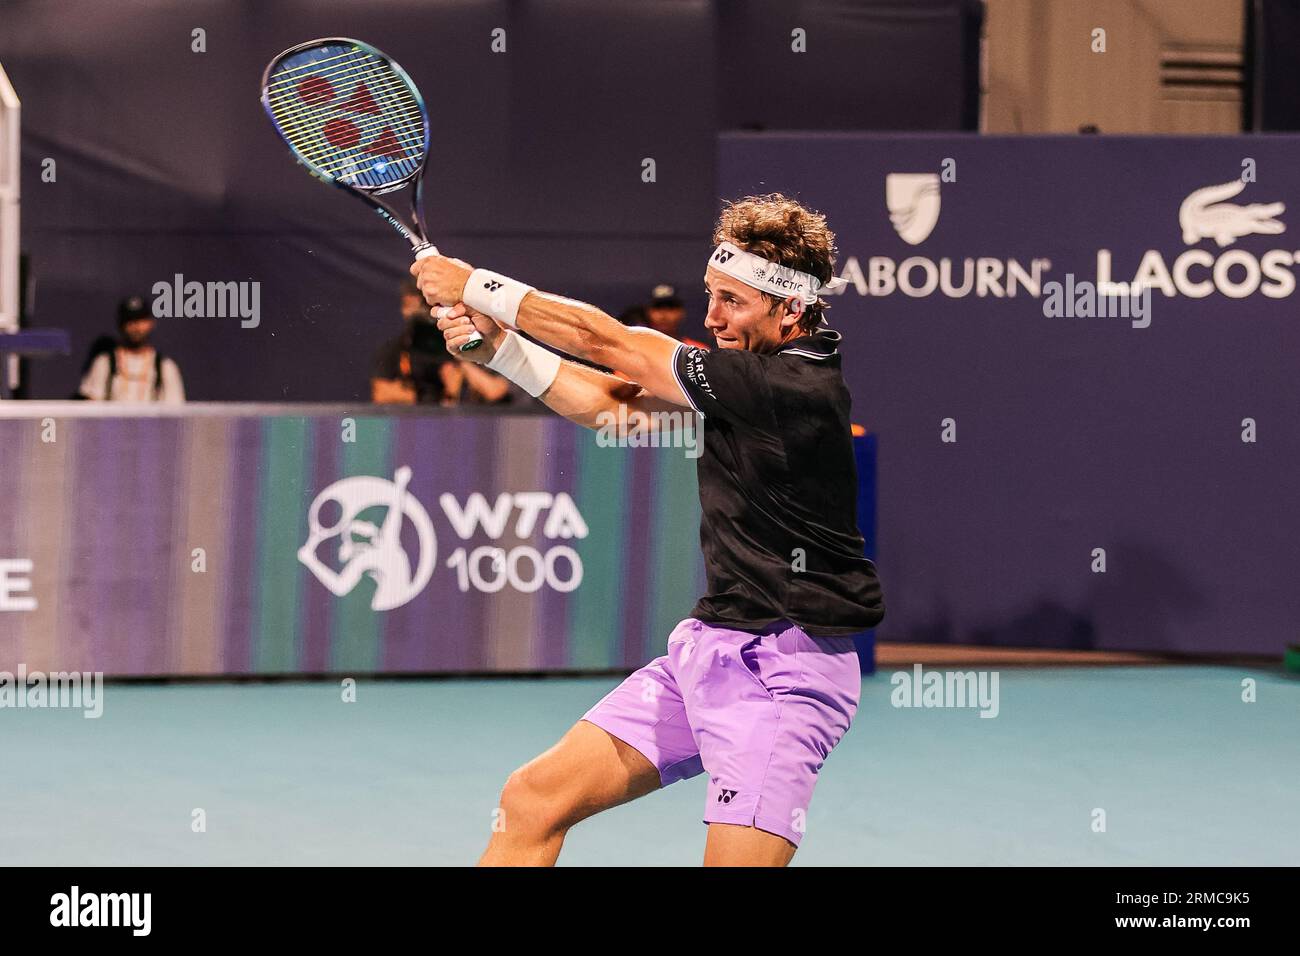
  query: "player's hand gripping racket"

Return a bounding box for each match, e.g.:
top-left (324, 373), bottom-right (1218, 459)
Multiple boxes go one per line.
top-left (261, 37), bottom-right (482, 351)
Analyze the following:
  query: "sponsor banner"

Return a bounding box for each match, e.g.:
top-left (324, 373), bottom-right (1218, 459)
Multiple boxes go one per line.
top-left (0, 413), bottom-right (712, 676)
top-left (721, 134), bottom-right (1300, 654)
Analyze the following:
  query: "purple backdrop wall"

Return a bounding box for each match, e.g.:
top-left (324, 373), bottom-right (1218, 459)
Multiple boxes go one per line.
top-left (722, 133), bottom-right (1300, 655)
top-left (0, 407), bottom-right (712, 677)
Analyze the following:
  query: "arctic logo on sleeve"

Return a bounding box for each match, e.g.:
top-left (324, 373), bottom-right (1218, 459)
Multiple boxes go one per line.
top-left (682, 348), bottom-right (715, 398)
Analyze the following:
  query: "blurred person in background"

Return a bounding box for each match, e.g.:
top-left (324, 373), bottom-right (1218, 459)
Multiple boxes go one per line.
top-left (607, 287), bottom-right (707, 381)
top-left (78, 296), bottom-right (185, 403)
top-left (372, 279), bottom-right (513, 406)
top-left (436, 354), bottom-right (512, 406)
top-left (372, 279), bottom-right (449, 404)
top-left (617, 304), bottom-right (648, 328)
top-left (646, 283), bottom-right (709, 349)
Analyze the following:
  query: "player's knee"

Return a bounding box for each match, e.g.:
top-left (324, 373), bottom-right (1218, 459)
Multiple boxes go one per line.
top-left (499, 763), bottom-right (569, 838)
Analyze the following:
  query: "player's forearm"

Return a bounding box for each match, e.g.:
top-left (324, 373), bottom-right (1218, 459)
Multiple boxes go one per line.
top-left (539, 359), bottom-right (647, 430)
top-left (435, 303), bottom-right (683, 431)
top-left (454, 264), bottom-right (623, 365)
top-left (513, 291), bottom-right (686, 404)
top-left (515, 292), bottom-right (625, 370)
top-left (449, 265), bottom-right (685, 404)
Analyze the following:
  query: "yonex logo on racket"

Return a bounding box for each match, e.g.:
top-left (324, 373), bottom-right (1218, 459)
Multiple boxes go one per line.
top-left (312, 84), bottom-right (409, 178)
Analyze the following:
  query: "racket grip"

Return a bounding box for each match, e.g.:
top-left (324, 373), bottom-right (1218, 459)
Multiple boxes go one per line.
top-left (413, 245), bottom-right (483, 352)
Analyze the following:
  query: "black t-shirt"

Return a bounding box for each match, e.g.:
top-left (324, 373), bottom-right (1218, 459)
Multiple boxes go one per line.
top-left (671, 328), bottom-right (885, 636)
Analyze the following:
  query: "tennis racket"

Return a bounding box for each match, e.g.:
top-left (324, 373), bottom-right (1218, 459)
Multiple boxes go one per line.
top-left (261, 37), bottom-right (482, 351)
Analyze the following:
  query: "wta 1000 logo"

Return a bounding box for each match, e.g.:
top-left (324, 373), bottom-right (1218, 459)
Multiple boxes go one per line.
top-left (298, 466), bottom-right (586, 610)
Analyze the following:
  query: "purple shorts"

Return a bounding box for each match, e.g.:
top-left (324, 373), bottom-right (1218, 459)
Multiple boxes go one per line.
top-left (581, 617), bottom-right (862, 847)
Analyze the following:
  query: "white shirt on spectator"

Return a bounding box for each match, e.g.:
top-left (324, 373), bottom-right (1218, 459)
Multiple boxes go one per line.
top-left (78, 348), bottom-right (185, 403)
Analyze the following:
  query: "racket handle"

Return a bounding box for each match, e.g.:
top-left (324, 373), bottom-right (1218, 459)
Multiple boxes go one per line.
top-left (413, 244), bottom-right (484, 352)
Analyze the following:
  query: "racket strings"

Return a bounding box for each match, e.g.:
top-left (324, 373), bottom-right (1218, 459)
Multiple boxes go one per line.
top-left (275, 103), bottom-right (425, 170)
top-left (271, 108), bottom-right (424, 182)
top-left (265, 45), bottom-right (427, 187)
top-left (271, 98), bottom-right (424, 153)
top-left (264, 55), bottom-right (410, 115)
top-left (274, 114), bottom-right (424, 180)
top-left (265, 45), bottom-right (365, 80)
top-left (266, 54), bottom-right (414, 122)
top-left (267, 64), bottom-right (420, 140)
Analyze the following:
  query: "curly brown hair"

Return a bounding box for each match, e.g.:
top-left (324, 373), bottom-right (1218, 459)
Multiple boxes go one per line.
top-left (711, 193), bottom-right (838, 333)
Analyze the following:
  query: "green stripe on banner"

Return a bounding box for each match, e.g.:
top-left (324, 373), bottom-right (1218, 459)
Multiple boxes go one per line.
top-left (255, 417), bottom-right (314, 674)
top-left (568, 431), bottom-right (630, 668)
top-left (331, 417), bottom-right (393, 672)
top-left (646, 447), bottom-right (703, 659)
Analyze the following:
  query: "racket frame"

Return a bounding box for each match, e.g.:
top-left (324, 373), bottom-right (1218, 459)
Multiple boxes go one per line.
top-left (262, 37), bottom-right (483, 349)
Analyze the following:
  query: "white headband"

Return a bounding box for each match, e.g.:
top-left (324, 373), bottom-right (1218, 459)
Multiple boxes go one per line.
top-left (707, 241), bottom-right (848, 308)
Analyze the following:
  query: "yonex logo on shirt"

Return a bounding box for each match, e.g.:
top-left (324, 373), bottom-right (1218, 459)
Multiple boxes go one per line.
top-left (718, 788), bottom-right (738, 804)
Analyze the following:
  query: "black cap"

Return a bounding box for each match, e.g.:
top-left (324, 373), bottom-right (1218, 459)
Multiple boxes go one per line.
top-left (117, 296), bottom-right (151, 325)
top-left (650, 283), bottom-right (683, 308)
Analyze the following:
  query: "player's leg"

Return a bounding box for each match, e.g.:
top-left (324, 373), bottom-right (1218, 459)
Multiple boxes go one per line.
top-left (478, 719), bottom-right (660, 866)
top-left (480, 633), bottom-right (703, 866)
top-left (703, 822), bottom-right (797, 866)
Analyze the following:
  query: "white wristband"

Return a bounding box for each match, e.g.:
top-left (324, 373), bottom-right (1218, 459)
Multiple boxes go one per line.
top-left (463, 269), bottom-right (534, 329)
top-left (486, 330), bottom-right (561, 398)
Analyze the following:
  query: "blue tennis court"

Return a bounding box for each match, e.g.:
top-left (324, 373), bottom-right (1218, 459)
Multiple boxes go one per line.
top-left (5, 664), bottom-right (1295, 866)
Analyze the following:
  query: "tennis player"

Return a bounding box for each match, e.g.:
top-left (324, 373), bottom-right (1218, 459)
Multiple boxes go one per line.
top-left (413, 194), bottom-right (884, 866)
